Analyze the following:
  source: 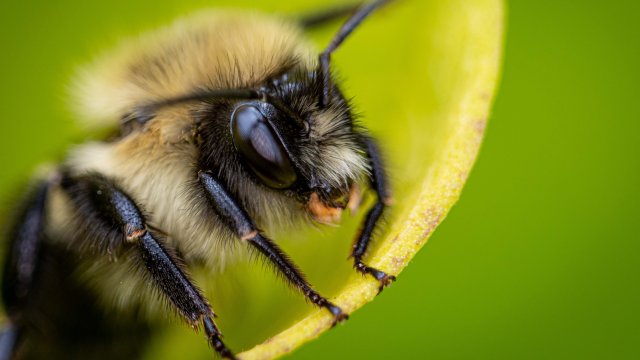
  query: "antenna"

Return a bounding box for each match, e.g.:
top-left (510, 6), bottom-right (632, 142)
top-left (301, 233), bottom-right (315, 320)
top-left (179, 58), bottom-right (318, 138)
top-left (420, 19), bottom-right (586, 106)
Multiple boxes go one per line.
top-left (318, 0), bottom-right (393, 106)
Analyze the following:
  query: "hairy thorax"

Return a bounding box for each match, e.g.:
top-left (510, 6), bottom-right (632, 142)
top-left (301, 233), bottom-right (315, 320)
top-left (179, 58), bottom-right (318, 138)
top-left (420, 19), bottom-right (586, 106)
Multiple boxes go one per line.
top-left (48, 10), bottom-right (324, 271)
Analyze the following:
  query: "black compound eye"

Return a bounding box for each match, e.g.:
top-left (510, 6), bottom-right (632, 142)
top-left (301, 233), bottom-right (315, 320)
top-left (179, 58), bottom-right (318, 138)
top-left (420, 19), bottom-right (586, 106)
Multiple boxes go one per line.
top-left (231, 105), bottom-right (297, 189)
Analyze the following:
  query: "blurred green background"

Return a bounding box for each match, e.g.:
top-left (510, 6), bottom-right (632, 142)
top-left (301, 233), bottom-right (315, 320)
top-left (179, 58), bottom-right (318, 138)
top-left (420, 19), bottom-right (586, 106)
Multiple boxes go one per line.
top-left (1, 0), bottom-right (639, 359)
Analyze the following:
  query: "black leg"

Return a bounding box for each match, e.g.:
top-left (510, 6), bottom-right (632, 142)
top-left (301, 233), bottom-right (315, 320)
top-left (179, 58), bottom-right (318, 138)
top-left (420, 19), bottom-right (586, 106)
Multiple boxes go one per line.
top-left (1, 181), bottom-right (50, 360)
top-left (350, 137), bottom-right (396, 294)
top-left (60, 173), bottom-right (236, 359)
top-left (319, 0), bottom-right (393, 106)
top-left (0, 324), bottom-right (18, 360)
top-left (198, 171), bottom-right (348, 325)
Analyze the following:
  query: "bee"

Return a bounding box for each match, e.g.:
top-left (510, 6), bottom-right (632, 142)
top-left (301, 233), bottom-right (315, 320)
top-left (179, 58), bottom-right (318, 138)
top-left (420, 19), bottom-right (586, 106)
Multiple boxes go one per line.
top-left (1, 1), bottom-right (396, 359)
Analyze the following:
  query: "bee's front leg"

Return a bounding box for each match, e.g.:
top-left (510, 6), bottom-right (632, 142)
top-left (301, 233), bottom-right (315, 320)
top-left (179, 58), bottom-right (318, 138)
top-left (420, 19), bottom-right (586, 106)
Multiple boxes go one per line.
top-left (350, 137), bottom-right (397, 294)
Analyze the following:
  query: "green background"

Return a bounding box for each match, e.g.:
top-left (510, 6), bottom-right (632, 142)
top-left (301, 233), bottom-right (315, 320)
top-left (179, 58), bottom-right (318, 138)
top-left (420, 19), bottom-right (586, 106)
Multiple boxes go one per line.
top-left (1, 0), bottom-right (638, 359)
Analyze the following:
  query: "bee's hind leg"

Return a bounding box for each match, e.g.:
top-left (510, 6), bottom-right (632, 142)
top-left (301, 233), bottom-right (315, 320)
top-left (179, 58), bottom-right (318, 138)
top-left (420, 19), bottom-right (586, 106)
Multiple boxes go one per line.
top-left (350, 137), bottom-right (397, 294)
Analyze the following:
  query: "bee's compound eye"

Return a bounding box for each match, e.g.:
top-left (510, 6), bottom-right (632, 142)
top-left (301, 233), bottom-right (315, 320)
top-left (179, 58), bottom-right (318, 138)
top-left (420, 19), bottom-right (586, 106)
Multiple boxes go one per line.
top-left (231, 105), bottom-right (297, 189)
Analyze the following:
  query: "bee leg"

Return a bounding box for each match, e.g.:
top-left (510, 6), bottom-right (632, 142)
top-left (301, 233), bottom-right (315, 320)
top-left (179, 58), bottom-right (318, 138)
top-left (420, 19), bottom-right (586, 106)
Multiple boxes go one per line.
top-left (0, 324), bottom-right (19, 360)
top-left (198, 171), bottom-right (348, 325)
top-left (1, 181), bottom-right (50, 360)
top-left (60, 173), bottom-right (236, 359)
top-left (350, 137), bottom-right (397, 294)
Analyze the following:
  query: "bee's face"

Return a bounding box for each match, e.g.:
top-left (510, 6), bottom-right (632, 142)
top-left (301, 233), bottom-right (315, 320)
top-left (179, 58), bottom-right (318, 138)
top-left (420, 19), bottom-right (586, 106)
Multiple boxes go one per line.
top-left (197, 69), bottom-right (368, 223)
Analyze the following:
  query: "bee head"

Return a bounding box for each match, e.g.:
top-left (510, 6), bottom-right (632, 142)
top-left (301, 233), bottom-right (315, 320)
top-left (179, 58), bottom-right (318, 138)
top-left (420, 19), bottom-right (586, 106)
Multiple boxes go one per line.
top-left (194, 69), bottom-right (369, 224)
top-left (128, 68), bottom-right (370, 227)
top-left (124, 0), bottom-right (392, 225)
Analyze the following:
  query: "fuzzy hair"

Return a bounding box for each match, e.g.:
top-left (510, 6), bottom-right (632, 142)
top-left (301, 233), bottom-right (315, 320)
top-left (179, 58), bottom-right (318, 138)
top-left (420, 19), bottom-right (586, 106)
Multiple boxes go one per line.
top-left (270, 73), bottom-right (371, 190)
top-left (69, 8), bottom-right (315, 131)
top-left (45, 7), bottom-right (378, 316)
top-left (69, 7), bottom-right (369, 192)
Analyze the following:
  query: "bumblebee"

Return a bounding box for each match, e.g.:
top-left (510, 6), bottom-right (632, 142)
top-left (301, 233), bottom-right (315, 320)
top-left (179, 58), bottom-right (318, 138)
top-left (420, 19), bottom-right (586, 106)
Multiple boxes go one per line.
top-left (1, 1), bottom-right (396, 359)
